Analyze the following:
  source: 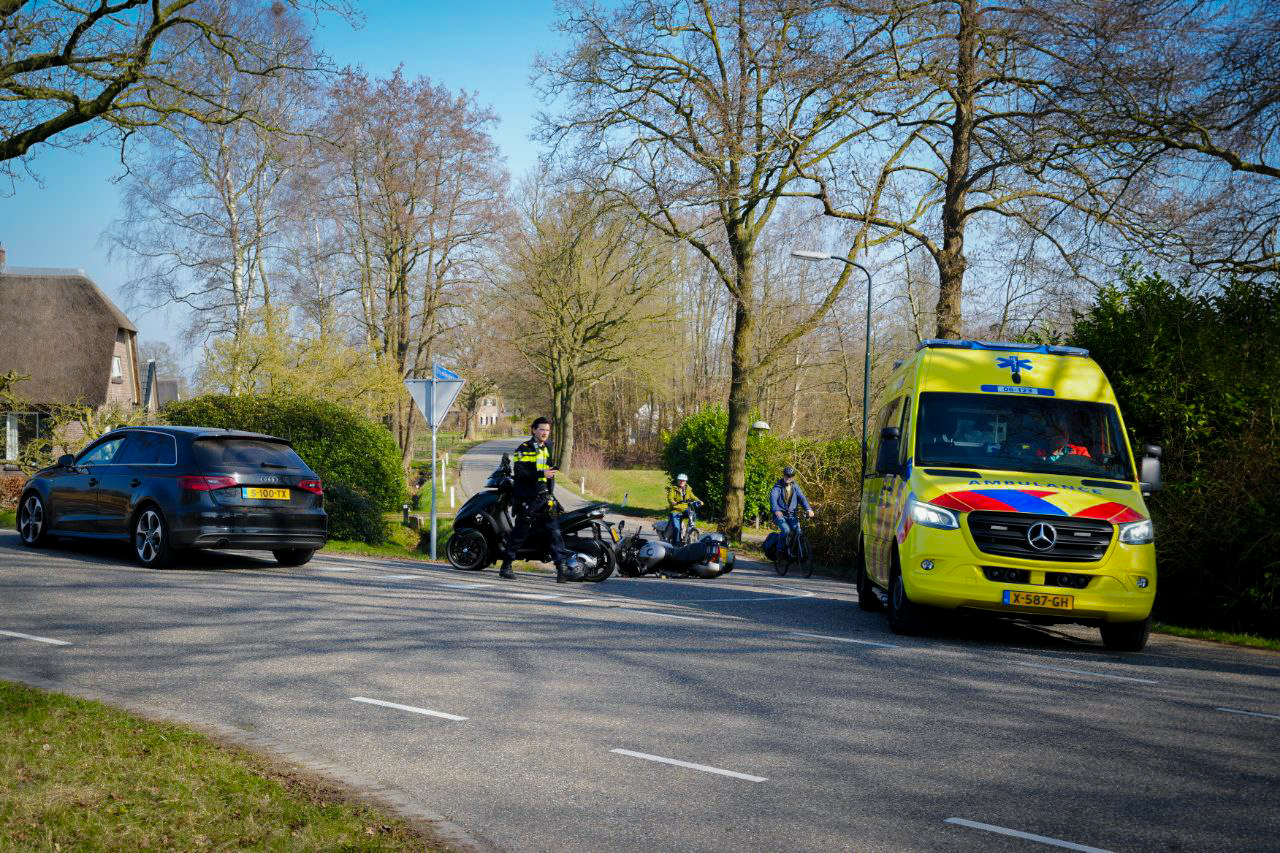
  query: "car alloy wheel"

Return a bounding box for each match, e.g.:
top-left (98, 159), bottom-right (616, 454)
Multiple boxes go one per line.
top-left (135, 509), bottom-right (165, 565)
top-left (19, 495), bottom-right (45, 545)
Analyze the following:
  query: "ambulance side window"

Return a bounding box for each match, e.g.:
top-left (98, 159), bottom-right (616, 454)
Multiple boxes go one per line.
top-left (867, 397), bottom-right (902, 477)
top-left (898, 396), bottom-right (913, 466)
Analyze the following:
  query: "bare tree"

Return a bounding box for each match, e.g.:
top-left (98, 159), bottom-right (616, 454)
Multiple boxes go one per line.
top-left (496, 182), bottom-right (675, 470)
top-left (0, 0), bottom-right (352, 185)
top-left (317, 68), bottom-right (507, 464)
top-left (108, 4), bottom-right (316, 393)
top-left (539, 0), bottom-right (906, 536)
top-left (1027, 0), bottom-right (1280, 279)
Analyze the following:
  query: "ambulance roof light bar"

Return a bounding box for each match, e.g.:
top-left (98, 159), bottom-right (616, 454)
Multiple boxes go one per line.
top-left (915, 339), bottom-right (1090, 357)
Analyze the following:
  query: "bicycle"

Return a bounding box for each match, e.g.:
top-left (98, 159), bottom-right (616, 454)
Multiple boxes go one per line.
top-left (668, 501), bottom-right (702, 546)
top-left (772, 513), bottom-right (813, 578)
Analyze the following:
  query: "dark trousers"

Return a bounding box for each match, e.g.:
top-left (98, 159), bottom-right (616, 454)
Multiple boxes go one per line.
top-left (775, 514), bottom-right (800, 557)
top-left (503, 496), bottom-right (570, 566)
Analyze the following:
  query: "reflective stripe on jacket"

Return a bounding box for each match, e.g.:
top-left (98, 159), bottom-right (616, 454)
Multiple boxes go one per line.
top-left (512, 438), bottom-right (552, 498)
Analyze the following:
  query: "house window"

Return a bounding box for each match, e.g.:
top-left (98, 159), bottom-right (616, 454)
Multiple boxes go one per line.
top-left (111, 355), bottom-right (124, 383)
top-left (3, 412), bottom-right (49, 462)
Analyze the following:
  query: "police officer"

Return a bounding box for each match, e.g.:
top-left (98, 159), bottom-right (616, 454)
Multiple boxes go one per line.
top-left (499, 417), bottom-right (574, 582)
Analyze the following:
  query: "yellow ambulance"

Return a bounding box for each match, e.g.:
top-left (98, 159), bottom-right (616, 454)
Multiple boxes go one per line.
top-left (857, 340), bottom-right (1162, 651)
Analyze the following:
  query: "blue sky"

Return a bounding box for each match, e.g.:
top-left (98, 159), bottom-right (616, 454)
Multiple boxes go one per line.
top-left (1, 1), bottom-right (566, 355)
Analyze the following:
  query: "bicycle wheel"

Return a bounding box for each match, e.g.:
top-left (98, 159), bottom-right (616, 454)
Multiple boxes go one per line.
top-left (774, 530), bottom-right (794, 576)
top-left (800, 533), bottom-right (814, 578)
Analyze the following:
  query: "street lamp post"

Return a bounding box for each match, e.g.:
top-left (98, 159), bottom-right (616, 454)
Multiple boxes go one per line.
top-left (791, 250), bottom-right (874, 474)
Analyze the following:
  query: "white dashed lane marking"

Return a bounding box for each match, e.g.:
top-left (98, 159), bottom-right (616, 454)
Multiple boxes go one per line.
top-left (1013, 661), bottom-right (1158, 685)
top-left (0, 629), bottom-right (71, 646)
top-left (1216, 707), bottom-right (1280, 721)
top-left (611, 748), bottom-right (767, 782)
top-left (619, 609), bottom-right (702, 621)
top-left (945, 818), bottom-right (1114, 852)
top-left (790, 631), bottom-right (897, 649)
top-left (350, 696), bottom-right (467, 721)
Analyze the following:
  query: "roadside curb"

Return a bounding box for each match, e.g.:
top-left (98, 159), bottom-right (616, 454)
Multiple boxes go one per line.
top-left (0, 667), bottom-right (501, 853)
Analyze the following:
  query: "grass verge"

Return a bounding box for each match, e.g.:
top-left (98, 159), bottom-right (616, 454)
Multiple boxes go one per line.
top-left (0, 507), bottom-right (13, 529)
top-left (321, 516), bottom-right (454, 562)
top-left (562, 467), bottom-right (669, 516)
top-left (0, 681), bottom-right (447, 850)
top-left (1153, 622), bottom-right (1280, 651)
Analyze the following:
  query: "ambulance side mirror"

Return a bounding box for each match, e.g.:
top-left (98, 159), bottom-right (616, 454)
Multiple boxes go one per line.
top-left (1140, 444), bottom-right (1162, 494)
top-left (875, 427), bottom-right (902, 477)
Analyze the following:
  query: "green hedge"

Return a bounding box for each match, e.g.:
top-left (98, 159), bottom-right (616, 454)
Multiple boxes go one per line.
top-left (164, 394), bottom-right (405, 516)
top-left (662, 406), bottom-right (784, 522)
top-left (1071, 266), bottom-right (1279, 635)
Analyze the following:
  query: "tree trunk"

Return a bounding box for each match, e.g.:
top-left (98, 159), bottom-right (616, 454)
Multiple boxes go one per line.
top-left (934, 0), bottom-right (977, 340)
top-left (558, 395), bottom-right (576, 474)
top-left (722, 283), bottom-right (756, 540)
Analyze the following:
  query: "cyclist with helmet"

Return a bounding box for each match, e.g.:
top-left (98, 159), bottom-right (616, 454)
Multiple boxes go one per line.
top-left (665, 473), bottom-right (702, 545)
top-left (769, 466), bottom-right (814, 559)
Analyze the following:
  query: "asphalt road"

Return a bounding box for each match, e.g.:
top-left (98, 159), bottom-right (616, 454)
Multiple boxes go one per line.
top-left (2, 532), bottom-right (1278, 852)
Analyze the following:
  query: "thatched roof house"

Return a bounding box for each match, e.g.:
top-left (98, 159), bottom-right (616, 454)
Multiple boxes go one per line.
top-left (1, 259), bottom-right (156, 462)
top-left (0, 265), bottom-right (147, 407)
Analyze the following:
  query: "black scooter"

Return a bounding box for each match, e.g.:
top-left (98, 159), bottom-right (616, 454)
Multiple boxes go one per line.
top-left (445, 454), bottom-right (618, 582)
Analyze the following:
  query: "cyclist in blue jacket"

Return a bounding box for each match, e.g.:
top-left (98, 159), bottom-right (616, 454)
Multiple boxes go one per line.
top-left (769, 466), bottom-right (814, 559)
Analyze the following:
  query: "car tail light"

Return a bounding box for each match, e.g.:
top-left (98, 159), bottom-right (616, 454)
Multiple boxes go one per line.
top-left (179, 475), bottom-right (237, 492)
top-left (297, 479), bottom-right (323, 495)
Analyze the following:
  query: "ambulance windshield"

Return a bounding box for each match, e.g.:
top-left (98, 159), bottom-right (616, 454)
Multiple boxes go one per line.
top-left (914, 392), bottom-right (1134, 481)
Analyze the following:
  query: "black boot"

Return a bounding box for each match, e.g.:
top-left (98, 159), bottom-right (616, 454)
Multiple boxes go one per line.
top-left (555, 563), bottom-right (568, 583)
top-left (499, 562), bottom-right (515, 580)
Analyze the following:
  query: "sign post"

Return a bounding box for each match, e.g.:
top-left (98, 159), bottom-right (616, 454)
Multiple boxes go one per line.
top-left (404, 366), bottom-right (465, 559)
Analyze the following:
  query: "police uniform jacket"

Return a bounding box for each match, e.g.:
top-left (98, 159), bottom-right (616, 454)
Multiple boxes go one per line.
top-left (511, 437), bottom-right (554, 500)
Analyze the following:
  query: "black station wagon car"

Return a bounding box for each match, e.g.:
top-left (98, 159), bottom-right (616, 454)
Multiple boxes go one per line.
top-left (15, 426), bottom-right (328, 567)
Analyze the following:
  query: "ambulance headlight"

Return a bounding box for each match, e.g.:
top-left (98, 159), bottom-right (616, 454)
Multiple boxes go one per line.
top-left (1119, 519), bottom-right (1154, 545)
top-left (909, 499), bottom-right (960, 530)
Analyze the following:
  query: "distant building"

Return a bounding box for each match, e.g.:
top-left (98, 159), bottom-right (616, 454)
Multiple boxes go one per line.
top-left (0, 254), bottom-right (158, 463)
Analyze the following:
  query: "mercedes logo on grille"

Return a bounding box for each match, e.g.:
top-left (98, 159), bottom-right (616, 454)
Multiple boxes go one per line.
top-left (1027, 522), bottom-right (1058, 551)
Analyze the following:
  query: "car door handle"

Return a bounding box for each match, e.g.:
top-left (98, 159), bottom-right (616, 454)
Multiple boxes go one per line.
top-left (88, 478), bottom-right (99, 487)
top-left (130, 479), bottom-right (142, 488)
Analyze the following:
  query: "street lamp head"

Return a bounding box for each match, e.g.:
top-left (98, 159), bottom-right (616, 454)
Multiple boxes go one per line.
top-left (790, 250), bottom-right (833, 261)
top-left (750, 420), bottom-right (771, 432)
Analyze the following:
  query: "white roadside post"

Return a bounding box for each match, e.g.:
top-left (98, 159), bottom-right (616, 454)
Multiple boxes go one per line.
top-left (404, 366), bottom-right (465, 559)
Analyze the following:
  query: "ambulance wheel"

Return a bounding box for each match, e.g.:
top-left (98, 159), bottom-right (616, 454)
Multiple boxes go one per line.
top-left (887, 551), bottom-right (928, 635)
top-left (1100, 617), bottom-right (1150, 652)
top-left (856, 540), bottom-right (883, 612)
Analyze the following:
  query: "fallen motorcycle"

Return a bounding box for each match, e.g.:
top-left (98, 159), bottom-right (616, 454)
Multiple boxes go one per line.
top-left (615, 520), bottom-right (734, 579)
top-left (445, 454), bottom-right (618, 582)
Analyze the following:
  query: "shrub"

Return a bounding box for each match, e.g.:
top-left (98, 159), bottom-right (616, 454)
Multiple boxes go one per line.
top-left (323, 483), bottom-right (388, 545)
top-left (164, 394), bottom-right (405, 513)
top-left (0, 472), bottom-right (25, 509)
top-left (1071, 266), bottom-right (1280, 635)
top-left (662, 406), bottom-right (785, 523)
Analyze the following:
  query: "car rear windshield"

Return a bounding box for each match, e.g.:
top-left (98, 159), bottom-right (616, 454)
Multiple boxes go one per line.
top-left (193, 438), bottom-right (308, 472)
